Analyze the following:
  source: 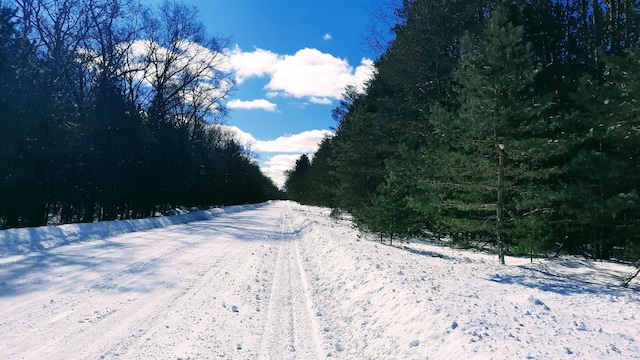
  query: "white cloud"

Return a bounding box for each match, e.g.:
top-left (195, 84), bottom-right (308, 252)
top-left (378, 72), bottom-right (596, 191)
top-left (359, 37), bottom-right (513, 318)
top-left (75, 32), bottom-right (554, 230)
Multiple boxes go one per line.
top-left (217, 127), bottom-right (332, 154)
top-left (323, 33), bottom-right (332, 40)
top-left (309, 96), bottom-right (333, 105)
top-left (265, 48), bottom-right (352, 99)
top-left (353, 58), bottom-right (376, 93)
top-left (227, 99), bottom-right (277, 112)
top-left (218, 125), bottom-right (257, 148)
top-left (216, 126), bottom-right (333, 187)
top-left (227, 46), bottom-right (375, 102)
top-left (262, 154), bottom-right (303, 188)
top-left (227, 45), bottom-right (279, 84)
top-left (254, 129), bottom-right (333, 153)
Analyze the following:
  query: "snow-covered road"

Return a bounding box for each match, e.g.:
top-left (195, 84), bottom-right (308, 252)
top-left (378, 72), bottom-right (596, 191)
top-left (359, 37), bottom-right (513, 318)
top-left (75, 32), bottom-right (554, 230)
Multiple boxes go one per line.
top-left (1, 201), bottom-right (639, 359)
top-left (0, 202), bottom-right (325, 359)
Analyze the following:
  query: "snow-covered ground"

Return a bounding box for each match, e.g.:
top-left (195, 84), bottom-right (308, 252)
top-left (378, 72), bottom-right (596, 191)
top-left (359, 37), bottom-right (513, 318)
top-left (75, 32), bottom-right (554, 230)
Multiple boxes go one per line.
top-left (0, 201), bottom-right (638, 359)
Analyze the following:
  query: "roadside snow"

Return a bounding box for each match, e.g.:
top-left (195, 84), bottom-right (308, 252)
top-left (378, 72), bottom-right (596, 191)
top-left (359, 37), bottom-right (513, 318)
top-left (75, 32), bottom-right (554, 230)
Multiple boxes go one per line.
top-left (0, 201), bottom-right (638, 359)
top-left (0, 203), bottom-right (262, 257)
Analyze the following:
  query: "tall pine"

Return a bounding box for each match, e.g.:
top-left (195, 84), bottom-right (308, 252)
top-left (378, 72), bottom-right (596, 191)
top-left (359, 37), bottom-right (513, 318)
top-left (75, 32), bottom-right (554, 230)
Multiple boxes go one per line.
top-left (407, 5), bottom-right (556, 262)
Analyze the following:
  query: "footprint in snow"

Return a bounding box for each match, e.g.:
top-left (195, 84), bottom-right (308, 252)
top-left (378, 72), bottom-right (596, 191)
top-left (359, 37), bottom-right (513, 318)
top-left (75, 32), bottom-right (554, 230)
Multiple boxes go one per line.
top-left (531, 297), bottom-right (551, 311)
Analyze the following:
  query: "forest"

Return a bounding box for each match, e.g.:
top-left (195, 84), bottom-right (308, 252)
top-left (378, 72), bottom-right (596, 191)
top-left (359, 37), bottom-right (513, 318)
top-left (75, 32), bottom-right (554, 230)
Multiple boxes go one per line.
top-left (0, 0), bottom-right (283, 229)
top-left (285, 0), bottom-right (640, 263)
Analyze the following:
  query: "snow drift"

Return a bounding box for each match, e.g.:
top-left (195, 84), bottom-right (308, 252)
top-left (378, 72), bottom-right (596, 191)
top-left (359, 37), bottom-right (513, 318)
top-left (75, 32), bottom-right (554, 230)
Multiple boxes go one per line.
top-left (0, 201), bottom-right (638, 359)
top-left (0, 203), bottom-right (266, 257)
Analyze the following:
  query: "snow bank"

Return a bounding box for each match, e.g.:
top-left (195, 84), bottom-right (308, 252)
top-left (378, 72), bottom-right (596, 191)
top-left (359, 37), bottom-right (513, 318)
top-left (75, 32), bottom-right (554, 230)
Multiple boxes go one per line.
top-left (1, 201), bottom-right (638, 359)
top-left (0, 202), bottom-right (268, 257)
top-left (294, 204), bottom-right (640, 359)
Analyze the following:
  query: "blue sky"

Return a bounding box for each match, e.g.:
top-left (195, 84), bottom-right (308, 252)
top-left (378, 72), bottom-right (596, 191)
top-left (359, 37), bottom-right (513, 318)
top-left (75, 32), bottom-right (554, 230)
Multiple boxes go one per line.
top-left (146, 0), bottom-right (382, 187)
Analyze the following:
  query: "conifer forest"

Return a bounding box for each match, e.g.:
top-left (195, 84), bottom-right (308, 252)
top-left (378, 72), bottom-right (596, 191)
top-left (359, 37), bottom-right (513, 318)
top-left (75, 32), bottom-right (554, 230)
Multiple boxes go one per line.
top-left (0, 0), bottom-right (282, 228)
top-left (285, 0), bottom-right (640, 262)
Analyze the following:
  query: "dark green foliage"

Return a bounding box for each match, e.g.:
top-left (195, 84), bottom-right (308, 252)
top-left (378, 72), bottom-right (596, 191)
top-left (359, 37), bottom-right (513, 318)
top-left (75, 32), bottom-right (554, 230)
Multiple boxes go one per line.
top-left (406, 7), bottom-right (560, 261)
top-left (0, 1), bottom-right (281, 229)
top-left (356, 166), bottom-right (423, 244)
top-left (555, 47), bottom-right (640, 258)
top-left (304, 137), bottom-right (338, 207)
top-left (284, 154), bottom-right (312, 203)
top-left (292, 0), bottom-right (640, 263)
top-left (324, 0), bottom-right (487, 223)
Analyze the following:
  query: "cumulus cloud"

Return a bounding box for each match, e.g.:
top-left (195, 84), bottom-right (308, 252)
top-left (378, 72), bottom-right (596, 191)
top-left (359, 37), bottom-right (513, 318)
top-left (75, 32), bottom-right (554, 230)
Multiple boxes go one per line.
top-left (227, 46), bottom-right (375, 103)
top-left (218, 126), bottom-right (332, 154)
top-left (309, 97), bottom-right (333, 105)
top-left (215, 126), bottom-right (333, 187)
top-left (218, 125), bottom-right (257, 147)
top-left (262, 154), bottom-right (303, 188)
top-left (253, 129), bottom-right (333, 153)
top-left (227, 99), bottom-right (277, 111)
top-left (353, 58), bottom-right (376, 93)
top-left (264, 48), bottom-right (353, 99)
top-left (226, 46), bottom-right (279, 84)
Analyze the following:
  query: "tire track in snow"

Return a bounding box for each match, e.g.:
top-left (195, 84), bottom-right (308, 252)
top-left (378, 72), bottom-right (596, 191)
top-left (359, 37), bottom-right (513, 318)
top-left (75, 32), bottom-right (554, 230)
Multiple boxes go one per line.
top-left (1, 202), bottom-right (325, 359)
top-left (0, 220), bottom-right (238, 359)
top-left (259, 203), bottom-right (323, 359)
top-left (97, 238), bottom-right (238, 358)
top-left (290, 207), bottom-right (325, 359)
top-left (58, 230), bottom-right (239, 359)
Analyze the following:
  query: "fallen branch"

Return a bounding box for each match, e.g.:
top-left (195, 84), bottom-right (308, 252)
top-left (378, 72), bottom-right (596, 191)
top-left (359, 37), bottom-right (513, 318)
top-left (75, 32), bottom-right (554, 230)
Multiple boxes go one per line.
top-left (622, 261), bottom-right (640, 287)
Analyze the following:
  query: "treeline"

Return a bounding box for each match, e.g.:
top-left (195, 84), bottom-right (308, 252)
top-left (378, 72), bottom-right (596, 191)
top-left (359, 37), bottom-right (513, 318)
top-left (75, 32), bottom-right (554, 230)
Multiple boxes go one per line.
top-left (286, 0), bottom-right (640, 262)
top-left (0, 0), bottom-right (282, 229)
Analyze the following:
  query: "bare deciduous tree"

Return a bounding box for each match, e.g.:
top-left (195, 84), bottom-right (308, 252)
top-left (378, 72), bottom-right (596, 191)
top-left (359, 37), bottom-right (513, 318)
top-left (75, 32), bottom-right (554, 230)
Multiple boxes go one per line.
top-left (363, 0), bottom-right (404, 57)
top-left (128, 0), bottom-right (234, 128)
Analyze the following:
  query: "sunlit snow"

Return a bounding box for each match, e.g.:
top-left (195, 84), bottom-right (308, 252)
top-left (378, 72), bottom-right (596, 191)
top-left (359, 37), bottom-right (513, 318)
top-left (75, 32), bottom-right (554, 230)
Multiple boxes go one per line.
top-left (0, 201), bottom-right (638, 359)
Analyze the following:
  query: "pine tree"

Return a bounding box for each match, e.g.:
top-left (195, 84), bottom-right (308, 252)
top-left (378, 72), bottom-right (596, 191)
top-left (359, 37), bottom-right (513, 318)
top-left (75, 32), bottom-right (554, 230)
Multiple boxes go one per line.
top-left (284, 155), bottom-right (312, 203)
top-left (360, 158), bottom-right (424, 244)
top-left (305, 137), bottom-right (338, 207)
top-left (329, 0), bottom-right (486, 219)
top-left (558, 47), bottom-right (640, 259)
top-left (408, 6), bottom-right (556, 263)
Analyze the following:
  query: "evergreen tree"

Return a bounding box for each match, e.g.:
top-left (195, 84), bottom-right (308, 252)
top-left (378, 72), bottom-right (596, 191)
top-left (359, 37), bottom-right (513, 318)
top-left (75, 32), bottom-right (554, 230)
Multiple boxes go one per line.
top-left (304, 136), bottom-right (338, 207)
top-left (406, 6), bottom-right (556, 263)
top-left (0, 4), bottom-right (52, 227)
top-left (293, 0), bottom-right (640, 264)
top-left (558, 48), bottom-right (640, 258)
top-left (0, 0), bottom-right (282, 229)
top-left (284, 154), bottom-right (312, 203)
top-left (329, 0), bottom-right (486, 219)
top-left (359, 159), bottom-right (423, 244)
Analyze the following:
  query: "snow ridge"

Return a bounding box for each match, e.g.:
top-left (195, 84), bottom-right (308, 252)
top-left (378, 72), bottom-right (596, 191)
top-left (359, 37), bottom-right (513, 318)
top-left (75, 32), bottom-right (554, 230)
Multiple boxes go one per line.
top-left (258, 202), bottom-right (322, 359)
top-left (0, 201), bottom-right (638, 359)
top-left (0, 202), bottom-right (267, 257)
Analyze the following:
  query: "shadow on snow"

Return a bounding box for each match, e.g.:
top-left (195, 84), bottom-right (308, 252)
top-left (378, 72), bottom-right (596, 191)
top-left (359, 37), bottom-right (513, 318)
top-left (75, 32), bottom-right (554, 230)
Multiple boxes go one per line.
top-left (489, 264), bottom-right (639, 298)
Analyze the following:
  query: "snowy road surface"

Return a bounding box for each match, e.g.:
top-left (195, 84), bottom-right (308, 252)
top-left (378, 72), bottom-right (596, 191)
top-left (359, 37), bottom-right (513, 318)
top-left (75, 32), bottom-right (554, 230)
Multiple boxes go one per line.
top-left (1, 201), bottom-right (639, 359)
